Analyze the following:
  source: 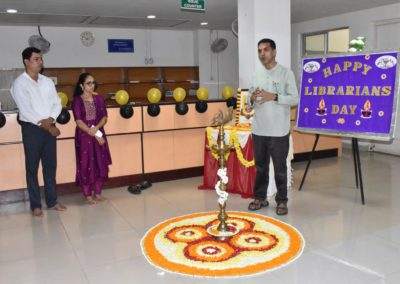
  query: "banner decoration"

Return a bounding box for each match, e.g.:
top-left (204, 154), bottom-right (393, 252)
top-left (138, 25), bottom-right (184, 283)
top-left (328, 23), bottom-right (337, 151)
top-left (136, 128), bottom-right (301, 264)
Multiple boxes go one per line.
top-left (296, 51), bottom-right (400, 140)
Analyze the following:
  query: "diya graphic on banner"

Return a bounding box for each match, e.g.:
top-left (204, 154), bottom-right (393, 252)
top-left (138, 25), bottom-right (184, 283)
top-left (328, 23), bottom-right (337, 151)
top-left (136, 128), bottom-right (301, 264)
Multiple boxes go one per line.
top-left (296, 51), bottom-right (400, 140)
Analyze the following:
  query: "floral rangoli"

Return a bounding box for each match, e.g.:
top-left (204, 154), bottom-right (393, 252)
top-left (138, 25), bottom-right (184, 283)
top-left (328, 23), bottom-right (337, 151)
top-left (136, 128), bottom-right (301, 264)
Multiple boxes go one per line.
top-left (141, 211), bottom-right (304, 278)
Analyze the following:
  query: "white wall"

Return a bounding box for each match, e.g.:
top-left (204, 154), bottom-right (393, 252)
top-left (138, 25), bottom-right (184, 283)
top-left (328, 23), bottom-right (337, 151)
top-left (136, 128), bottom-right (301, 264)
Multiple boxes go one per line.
top-left (0, 25), bottom-right (239, 101)
top-left (0, 26), bottom-right (196, 68)
top-left (237, 0), bottom-right (255, 89)
top-left (291, 3), bottom-right (400, 80)
top-left (238, 0), bottom-right (291, 88)
top-left (197, 29), bottom-right (239, 99)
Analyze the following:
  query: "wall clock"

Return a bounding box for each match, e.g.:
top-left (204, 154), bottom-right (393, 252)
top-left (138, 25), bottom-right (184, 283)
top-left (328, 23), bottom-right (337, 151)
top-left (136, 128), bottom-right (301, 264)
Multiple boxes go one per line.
top-left (80, 31), bottom-right (95, 47)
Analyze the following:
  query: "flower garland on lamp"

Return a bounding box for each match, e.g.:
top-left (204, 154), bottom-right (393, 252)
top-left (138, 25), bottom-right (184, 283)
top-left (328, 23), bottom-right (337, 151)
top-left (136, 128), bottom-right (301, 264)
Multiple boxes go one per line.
top-left (215, 168), bottom-right (229, 207)
top-left (206, 127), bottom-right (255, 168)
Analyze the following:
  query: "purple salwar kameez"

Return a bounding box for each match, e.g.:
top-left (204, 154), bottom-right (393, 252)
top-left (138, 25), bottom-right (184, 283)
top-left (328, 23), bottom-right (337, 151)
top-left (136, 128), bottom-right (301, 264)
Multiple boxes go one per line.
top-left (72, 95), bottom-right (112, 196)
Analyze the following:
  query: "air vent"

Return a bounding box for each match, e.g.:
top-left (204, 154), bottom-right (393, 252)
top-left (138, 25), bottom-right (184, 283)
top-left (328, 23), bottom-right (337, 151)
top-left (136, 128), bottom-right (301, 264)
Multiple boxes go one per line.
top-left (88, 16), bottom-right (190, 28)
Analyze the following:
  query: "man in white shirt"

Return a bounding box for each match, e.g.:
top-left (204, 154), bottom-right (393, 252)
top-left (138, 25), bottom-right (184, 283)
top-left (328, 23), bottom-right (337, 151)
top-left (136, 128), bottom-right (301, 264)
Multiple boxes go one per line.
top-left (11, 47), bottom-right (66, 216)
top-left (247, 39), bottom-right (299, 215)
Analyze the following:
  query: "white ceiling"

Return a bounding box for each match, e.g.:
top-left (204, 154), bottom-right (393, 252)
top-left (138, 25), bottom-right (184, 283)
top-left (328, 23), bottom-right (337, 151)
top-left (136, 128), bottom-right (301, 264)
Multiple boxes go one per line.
top-left (0, 0), bottom-right (398, 29)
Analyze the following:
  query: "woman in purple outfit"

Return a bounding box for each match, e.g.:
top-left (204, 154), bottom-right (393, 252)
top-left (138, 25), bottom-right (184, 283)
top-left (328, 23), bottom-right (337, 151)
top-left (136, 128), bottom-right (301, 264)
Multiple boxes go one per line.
top-left (72, 73), bottom-right (112, 204)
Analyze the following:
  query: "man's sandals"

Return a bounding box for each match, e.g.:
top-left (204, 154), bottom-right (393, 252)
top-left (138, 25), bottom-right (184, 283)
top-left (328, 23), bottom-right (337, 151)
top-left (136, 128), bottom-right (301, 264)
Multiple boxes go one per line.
top-left (248, 199), bottom-right (288, 215)
top-left (248, 199), bottom-right (269, 211)
top-left (276, 202), bottom-right (288, 215)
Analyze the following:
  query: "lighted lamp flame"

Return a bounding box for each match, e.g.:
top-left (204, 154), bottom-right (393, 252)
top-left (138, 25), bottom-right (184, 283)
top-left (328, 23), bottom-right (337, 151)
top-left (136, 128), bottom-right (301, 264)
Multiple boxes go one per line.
top-left (319, 99), bottom-right (326, 109)
top-left (364, 100), bottom-right (371, 111)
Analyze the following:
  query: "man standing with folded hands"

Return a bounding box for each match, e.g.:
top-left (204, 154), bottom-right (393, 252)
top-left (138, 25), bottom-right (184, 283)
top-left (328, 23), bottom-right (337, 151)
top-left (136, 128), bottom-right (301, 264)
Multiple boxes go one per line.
top-left (11, 47), bottom-right (67, 216)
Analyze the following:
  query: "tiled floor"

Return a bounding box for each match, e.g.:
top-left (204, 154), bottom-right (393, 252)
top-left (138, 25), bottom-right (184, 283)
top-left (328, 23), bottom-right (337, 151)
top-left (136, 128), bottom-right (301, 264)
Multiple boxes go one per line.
top-left (1, 150), bottom-right (400, 283)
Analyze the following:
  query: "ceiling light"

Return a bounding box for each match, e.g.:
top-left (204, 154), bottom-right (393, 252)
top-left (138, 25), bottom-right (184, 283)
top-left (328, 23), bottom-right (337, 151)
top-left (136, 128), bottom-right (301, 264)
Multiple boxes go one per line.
top-left (147, 15), bottom-right (156, 19)
top-left (200, 22), bottom-right (208, 26)
top-left (6, 9), bottom-right (18, 14)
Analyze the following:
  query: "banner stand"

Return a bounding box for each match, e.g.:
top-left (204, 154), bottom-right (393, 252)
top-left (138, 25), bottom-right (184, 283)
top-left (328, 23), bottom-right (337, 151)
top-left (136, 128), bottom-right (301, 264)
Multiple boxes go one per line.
top-left (352, 138), bottom-right (365, 205)
top-left (298, 134), bottom-right (365, 205)
top-left (298, 134), bottom-right (319, 192)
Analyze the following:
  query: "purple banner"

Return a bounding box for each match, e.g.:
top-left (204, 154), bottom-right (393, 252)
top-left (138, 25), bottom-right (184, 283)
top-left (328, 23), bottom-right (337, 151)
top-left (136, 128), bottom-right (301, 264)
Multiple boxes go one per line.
top-left (296, 51), bottom-right (399, 140)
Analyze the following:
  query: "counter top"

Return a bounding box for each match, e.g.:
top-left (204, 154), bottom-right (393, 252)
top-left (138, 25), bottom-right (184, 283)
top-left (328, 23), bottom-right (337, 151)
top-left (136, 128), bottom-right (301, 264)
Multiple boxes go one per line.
top-left (1, 97), bottom-right (227, 113)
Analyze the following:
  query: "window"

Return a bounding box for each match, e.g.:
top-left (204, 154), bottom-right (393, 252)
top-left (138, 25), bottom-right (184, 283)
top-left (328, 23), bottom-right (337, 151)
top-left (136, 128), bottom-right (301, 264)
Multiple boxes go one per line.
top-left (303, 27), bottom-right (349, 56)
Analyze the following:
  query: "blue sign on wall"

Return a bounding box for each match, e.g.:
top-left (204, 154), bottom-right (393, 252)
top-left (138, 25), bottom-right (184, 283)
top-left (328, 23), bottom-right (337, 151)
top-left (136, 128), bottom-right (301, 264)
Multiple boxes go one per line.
top-left (108, 39), bottom-right (134, 53)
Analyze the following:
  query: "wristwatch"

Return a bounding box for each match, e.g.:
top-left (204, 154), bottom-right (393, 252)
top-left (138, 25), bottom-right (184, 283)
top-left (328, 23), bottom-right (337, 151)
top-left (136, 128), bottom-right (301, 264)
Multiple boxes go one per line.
top-left (274, 94), bottom-right (278, 101)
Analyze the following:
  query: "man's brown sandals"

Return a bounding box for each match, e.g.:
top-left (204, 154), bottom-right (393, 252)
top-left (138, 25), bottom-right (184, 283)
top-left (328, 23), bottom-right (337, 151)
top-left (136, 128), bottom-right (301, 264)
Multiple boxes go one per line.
top-left (248, 199), bottom-right (269, 211)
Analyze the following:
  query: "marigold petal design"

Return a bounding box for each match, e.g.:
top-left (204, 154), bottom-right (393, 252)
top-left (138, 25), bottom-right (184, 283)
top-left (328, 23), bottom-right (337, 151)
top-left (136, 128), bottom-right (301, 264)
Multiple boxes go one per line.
top-left (185, 240), bottom-right (237, 262)
top-left (141, 211), bottom-right (304, 278)
top-left (166, 225), bottom-right (208, 243)
top-left (229, 230), bottom-right (278, 251)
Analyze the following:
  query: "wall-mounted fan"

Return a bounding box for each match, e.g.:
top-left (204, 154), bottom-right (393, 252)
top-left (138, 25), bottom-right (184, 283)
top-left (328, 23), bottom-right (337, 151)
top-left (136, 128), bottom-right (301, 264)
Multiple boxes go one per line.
top-left (231, 18), bottom-right (238, 38)
top-left (28, 26), bottom-right (51, 54)
top-left (210, 38), bottom-right (228, 53)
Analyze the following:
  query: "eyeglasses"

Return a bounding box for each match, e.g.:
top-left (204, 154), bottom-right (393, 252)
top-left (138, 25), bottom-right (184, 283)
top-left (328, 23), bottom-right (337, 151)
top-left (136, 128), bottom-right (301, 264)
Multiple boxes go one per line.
top-left (84, 81), bottom-right (97, 86)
